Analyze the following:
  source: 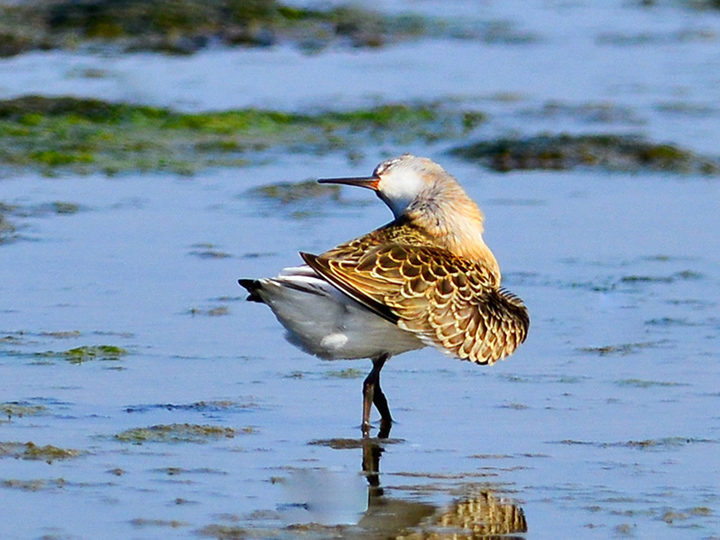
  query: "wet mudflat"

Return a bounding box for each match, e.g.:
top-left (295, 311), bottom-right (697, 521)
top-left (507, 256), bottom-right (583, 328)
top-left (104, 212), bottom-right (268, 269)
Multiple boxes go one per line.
top-left (2, 1), bottom-right (720, 539)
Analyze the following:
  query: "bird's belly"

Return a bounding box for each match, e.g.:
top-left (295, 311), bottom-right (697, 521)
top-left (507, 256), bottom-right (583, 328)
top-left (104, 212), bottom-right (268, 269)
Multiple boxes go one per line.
top-left (258, 277), bottom-right (424, 360)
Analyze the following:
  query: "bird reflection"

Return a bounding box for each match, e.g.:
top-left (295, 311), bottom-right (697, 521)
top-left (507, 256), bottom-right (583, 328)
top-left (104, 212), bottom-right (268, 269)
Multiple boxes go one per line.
top-left (358, 432), bottom-right (528, 540)
top-left (276, 427), bottom-right (527, 539)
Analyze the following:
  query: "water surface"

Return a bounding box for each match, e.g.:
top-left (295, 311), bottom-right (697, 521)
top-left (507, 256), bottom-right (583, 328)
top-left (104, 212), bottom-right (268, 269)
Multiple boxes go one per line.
top-left (1, 1), bottom-right (720, 539)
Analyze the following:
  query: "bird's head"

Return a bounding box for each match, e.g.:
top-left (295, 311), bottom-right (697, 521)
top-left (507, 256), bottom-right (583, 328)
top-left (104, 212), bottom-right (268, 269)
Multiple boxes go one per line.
top-left (318, 154), bottom-right (450, 218)
top-left (318, 155), bottom-right (499, 275)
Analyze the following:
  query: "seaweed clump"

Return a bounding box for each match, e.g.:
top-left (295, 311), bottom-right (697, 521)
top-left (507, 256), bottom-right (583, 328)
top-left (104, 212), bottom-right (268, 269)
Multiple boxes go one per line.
top-left (0, 441), bottom-right (82, 463)
top-left (0, 0), bottom-right (430, 56)
top-left (114, 423), bottom-right (240, 443)
top-left (248, 179), bottom-right (342, 205)
top-left (0, 211), bottom-right (18, 245)
top-left (1, 402), bottom-right (47, 420)
top-left (34, 345), bottom-right (129, 364)
top-left (0, 96), bottom-right (484, 175)
top-left (451, 134), bottom-right (720, 174)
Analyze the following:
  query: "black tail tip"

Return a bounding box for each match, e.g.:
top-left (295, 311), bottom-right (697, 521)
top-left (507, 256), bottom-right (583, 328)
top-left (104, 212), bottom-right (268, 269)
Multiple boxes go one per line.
top-left (238, 278), bottom-right (257, 290)
top-left (238, 278), bottom-right (263, 302)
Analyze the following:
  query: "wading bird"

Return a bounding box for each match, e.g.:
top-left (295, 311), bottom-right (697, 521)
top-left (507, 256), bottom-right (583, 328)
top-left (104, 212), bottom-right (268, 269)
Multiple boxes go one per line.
top-left (239, 154), bottom-right (529, 436)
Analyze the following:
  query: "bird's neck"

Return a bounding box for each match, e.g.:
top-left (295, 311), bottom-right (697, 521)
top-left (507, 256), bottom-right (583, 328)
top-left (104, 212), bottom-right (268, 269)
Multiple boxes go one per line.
top-left (405, 194), bottom-right (501, 284)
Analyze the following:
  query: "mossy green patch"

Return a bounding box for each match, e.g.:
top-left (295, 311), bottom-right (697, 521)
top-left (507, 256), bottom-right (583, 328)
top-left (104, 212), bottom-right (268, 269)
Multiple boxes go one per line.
top-left (0, 196), bottom-right (78, 245)
top-left (579, 341), bottom-right (667, 357)
top-left (51, 201), bottom-right (82, 214)
top-left (35, 345), bottom-right (129, 364)
top-left (0, 97), bottom-right (485, 175)
top-left (556, 437), bottom-right (714, 450)
top-left (114, 423), bottom-right (239, 443)
top-left (0, 441), bottom-right (82, 463)
top-left (1, 402), bottom-right (47, 420)
top-left (198, 524), bottom-right (249, 539)
top-left (125, 400), bottom-right (251, 414)
top-left (1, 478), bottom-right (67, 491)
top-left (64, 345), bottom-right (128, 362)
top-left (621, 270), bottom-right (702, 284)
top-left (188, 306), bottom-right (230, 316)
top-left (450, 133), bottom-right (720, 174)
top-left (0, 212), bottom-right (18, 244)
top-left (309, 437), bottom-right (403, 449)
top-left (248, 180), bottom-right (341, 205)
top-left (130, 518), bottom-right (190, 529)
top-left (0, 0), bottom-right (505, 57)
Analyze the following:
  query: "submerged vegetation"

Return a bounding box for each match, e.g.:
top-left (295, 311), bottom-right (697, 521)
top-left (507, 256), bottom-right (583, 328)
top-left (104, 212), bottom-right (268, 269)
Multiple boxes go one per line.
top-left (1, 402), bottom-right (47, 420)
top-left (0, 212), bottom-right (18, 244)
top-left (114, 423), bottom-right (241, 443)
top-left (0, 96), bottom-right (484, 175)
top-left (0, 0), bottom-right (540, 57)
top-left (2, 96), bottom-right (716, 177)
top-left (34, 345), bottom-right (130, 363)
top-left (451, 134), bottom-right (720, 174)
top-left (0, 441), bottom-right (82, 463)
top-left (248, 180), bottom-right (342, 205)
top-left (0, 0), bottom-right (443, 56)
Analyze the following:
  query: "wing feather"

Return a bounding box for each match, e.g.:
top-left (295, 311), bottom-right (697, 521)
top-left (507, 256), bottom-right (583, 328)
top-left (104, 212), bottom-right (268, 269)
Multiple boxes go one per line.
top-left (304, 236), bottom-right (529, 365)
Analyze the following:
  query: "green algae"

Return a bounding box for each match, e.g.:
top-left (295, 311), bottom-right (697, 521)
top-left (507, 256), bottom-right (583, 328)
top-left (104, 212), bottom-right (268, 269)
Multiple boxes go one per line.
top-left (0, 0), bottom-right (429, 57)
top-left (579, 341), bottom-right (668, 357)
top-left (29, 345), bottom-right (129, 365)
top-left (555, 437), bottom-right (715, 450)
top-left (197, 524), bottom-right (249, 539)
top-left (0, 212), bottom-right (18, 244)
top-left (1, 402), bottom-right (47, 420)
top-left (620, 270), bottom-right (703, 284)
top-left (10, 1), bottom-right (540, 55)
top-left (0, 199), bottom-right (84, 246)
top-left (130, 518), bottom-right (190, 529)
top-left (34, 345), bottom-right (129, 364)
top-left (1, 478), bottom-right (67, 491)
top-left (114, 423), bottom-right (240, 444)
top-left (0, 97), bottom-right (484, 176)
top-left (308, 437), bottom-right (404, 449)
top-left (450, 133), bottom-right (720, 174)
top-left (248, 179), bottom-right (342, 205)
top-left (188, 306), bottom-right (230, 316)
top-left (245, 178), bottom-right (362, 219)
top-left (0, 441), bottom-right (82, 463)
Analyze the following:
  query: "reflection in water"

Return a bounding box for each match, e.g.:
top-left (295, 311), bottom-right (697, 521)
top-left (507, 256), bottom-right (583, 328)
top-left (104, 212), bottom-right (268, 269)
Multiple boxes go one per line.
top-left (278, 467), bottom-right (368, 526)
top-left (360, 434), bottom-right (527, 540)
top-left (271, 430), bottom-right (527, 540)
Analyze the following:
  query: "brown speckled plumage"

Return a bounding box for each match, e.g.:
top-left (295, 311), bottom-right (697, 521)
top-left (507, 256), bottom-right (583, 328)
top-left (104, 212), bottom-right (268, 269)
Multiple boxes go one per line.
top-left (239, 154), bottom-right (529, 436)
top-left (302, 214), bottom-right (528, 365)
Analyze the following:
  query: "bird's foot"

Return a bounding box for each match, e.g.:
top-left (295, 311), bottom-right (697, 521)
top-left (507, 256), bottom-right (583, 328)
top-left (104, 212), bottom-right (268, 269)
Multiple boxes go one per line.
top-left (360, 418), bottom-right (392, 439)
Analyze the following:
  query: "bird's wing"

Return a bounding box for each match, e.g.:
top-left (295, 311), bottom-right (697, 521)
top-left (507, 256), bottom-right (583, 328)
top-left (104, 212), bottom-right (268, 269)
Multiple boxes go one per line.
top-left (301, 243), bottom-right (529, 365)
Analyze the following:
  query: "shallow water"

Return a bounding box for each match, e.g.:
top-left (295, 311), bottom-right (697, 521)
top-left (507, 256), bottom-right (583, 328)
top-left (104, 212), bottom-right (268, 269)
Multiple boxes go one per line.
top-left (2, 1), bottom-right (720, 539)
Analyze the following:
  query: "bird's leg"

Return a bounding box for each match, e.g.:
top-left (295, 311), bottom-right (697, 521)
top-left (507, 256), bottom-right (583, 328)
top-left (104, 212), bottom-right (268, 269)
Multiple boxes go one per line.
top-left (362, 353), bottom-right (392, 438)
top-left (362, 372), bottom-right (375, 437)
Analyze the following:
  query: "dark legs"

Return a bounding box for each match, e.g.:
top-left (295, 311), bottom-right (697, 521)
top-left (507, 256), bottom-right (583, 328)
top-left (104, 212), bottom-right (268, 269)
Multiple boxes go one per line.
top-left (362, 352), bottom-right (392, 438)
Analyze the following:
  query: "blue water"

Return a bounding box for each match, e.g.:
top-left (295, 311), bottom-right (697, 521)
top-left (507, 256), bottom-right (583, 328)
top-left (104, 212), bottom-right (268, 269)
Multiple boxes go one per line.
top-left (1, 1), bottom-right (720, 539)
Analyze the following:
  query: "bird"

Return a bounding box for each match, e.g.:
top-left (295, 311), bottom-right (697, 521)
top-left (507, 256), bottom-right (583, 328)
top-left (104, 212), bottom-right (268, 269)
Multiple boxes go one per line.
top-left (239, 154), bottom-right (529, 437)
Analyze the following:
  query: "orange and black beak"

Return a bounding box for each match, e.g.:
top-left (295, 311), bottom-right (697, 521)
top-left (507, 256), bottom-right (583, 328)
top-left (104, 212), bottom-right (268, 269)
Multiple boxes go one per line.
top-left (318, 175), bottom-right (380, 191)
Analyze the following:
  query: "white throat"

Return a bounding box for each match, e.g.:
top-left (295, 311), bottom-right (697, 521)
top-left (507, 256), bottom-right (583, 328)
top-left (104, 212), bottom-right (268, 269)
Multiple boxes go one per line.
top-left (378, 168), bottom-right (425, 218)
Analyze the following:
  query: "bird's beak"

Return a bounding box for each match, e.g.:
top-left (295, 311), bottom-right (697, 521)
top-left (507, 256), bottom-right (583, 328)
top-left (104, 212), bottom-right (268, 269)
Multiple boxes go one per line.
top-left (318, 175), bottom-right (380, 191)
